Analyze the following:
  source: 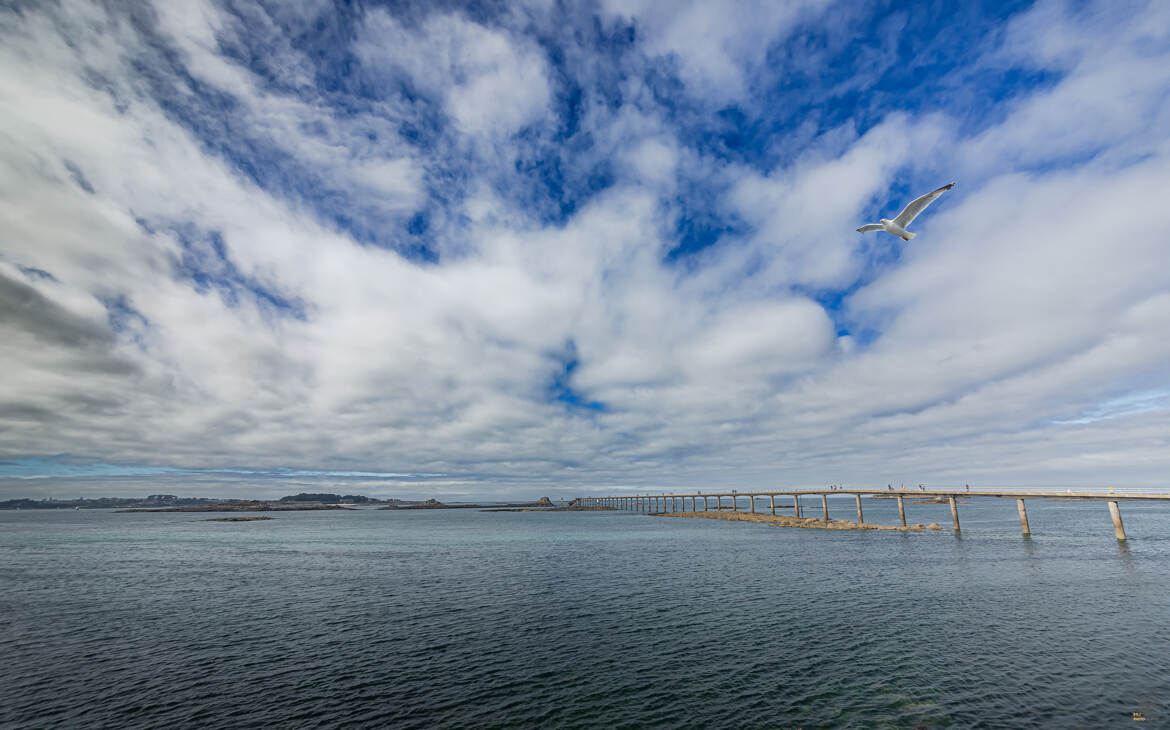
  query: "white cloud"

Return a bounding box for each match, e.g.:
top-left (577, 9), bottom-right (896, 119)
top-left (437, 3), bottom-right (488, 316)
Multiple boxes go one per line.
top-left (2, 0), bottom-right (1170, 499)
top-left (356, 10), bottom-right (551, 138)
top-left (599, 0), bottom-right (833, 102)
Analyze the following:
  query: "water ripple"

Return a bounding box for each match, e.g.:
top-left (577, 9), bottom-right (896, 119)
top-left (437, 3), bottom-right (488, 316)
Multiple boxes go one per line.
top-left (2, 505), bottom-right (1170, 727)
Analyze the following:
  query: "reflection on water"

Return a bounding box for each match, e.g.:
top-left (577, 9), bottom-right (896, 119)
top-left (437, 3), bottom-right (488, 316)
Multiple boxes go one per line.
top-left (2, 499), bottom-right (1169, 728)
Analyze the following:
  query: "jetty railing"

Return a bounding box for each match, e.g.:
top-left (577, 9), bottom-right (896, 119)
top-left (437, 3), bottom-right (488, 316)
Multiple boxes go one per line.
top-left (574, 488), bottom-right (1170, 540)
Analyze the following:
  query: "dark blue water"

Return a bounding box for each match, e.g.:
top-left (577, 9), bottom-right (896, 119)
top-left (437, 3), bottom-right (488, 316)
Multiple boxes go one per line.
top-left (3, 499), bottom-right (1169, 728)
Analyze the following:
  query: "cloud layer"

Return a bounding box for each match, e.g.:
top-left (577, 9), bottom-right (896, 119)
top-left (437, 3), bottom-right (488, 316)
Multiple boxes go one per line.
top-left (2, 0), bottom-right (1169, 498)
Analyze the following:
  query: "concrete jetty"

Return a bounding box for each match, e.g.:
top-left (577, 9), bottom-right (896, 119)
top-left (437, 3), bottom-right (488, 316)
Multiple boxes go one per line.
top-left (578, 489), bottom-right (1170, 540)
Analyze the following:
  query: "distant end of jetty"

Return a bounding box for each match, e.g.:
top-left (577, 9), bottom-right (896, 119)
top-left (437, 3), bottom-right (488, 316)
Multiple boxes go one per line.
top-left (652, 510), bottom-right (942, 532)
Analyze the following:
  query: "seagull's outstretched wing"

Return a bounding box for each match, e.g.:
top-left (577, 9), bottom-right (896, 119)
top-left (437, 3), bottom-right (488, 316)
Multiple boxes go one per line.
top-left (857, 223), bottom-right (884, 233)
top-left (892, 182), bottom-right (955, 228)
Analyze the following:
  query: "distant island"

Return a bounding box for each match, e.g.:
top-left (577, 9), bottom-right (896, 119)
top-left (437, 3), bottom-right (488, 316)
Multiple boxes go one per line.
top-left (119, 501), bottom-right (354, 513)
top-left (1, 492), bottom-right (404, 511)
top-left (0, 492), bottom-right (568, 512)
top-left (381, 497), bottom-right (556, 510)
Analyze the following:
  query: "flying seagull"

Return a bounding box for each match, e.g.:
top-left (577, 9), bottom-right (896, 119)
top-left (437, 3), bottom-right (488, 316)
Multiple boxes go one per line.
top-left (857, 182), bottom-right (956, 241)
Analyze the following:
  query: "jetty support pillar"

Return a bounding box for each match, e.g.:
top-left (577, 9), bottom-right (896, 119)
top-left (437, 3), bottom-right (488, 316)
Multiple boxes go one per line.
top-left (770, 494), bottom-right (775, 515)
top-left (750, 495), bottom-right (755, 513)
top-left (1017, 499), bottom-right (1030, 535)
top-left (1108, 501), bottom-right (1126, 541)
top-left (793, 495), bottom-right (801, 518)
top-left (949, 495), bottom-right (960, 531)
top-left (897, 495), bottom-right (906, 526)
top-left (821, 494), bottom-right (829, 520)
top-left (855, 494), bottom-right (864, 524)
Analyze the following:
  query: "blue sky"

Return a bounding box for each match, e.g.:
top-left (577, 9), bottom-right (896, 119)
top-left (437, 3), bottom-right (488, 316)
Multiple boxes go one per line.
top-left (2, 0), bottom-right (1169, 499)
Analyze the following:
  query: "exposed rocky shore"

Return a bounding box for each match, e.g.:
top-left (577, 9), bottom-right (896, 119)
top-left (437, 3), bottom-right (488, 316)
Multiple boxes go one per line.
top-left (202, 516), bottom-right (275, 522)
top-left (652, 510), bottom-right (942, 532)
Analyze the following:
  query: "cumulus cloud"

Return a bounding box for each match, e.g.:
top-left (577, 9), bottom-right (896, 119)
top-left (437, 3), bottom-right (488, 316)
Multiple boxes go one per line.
top-left (1, 0), bottom-right (1169, 499)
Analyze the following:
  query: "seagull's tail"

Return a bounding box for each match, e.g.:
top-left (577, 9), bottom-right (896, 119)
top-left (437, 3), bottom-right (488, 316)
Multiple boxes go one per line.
top-left (902, 232), bottom-right (916, 242)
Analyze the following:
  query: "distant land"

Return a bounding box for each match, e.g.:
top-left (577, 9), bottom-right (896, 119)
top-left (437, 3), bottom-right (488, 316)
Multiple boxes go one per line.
top-left (0, 492), bottom-right (405, 510)
top-left (381, 497), bottom-right (556, 510)
top-left (0, 492), bottom-right (571, 512)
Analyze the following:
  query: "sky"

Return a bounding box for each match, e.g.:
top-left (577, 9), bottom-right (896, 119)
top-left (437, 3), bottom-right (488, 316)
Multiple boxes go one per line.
top-left (2, 0), bottom-right (1169, 500)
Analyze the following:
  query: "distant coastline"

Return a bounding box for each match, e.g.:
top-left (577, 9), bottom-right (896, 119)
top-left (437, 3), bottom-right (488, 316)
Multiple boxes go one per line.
top-left (119, 501), bottom-right (352, 513)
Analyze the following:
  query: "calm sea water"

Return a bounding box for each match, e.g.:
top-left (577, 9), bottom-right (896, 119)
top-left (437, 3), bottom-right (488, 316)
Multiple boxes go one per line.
top-left (2, 499), bottom-right (1169, 728)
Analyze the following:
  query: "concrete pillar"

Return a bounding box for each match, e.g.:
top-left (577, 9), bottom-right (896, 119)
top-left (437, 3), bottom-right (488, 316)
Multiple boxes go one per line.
top-left (703, 496), bottom-right (708, 511)
top-left (793, 495), bottom-right (801, 518)
top-left (1017, 499), bottom-right (1030, 536)
top-left (821, 494), bottom-right (829, 520)
top-left (750, 495), bottom-right (755, 513)
top-left (1108, 501), bottom-right (1126, 541)
top-left (949, 495), bottom-right (960, 531)
top-left (731, 495), bottom-right (737, 512)
top-left (855, 494), bottom-right (864, 524)
top-left (770, 494), bottom-right (775, 516)
top-left (897, 495), bottom-right (906, 526)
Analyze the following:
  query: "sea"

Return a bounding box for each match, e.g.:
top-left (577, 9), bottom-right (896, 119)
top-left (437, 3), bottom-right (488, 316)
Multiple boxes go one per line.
top-left (2, 497), bottom-right (1169, 728)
